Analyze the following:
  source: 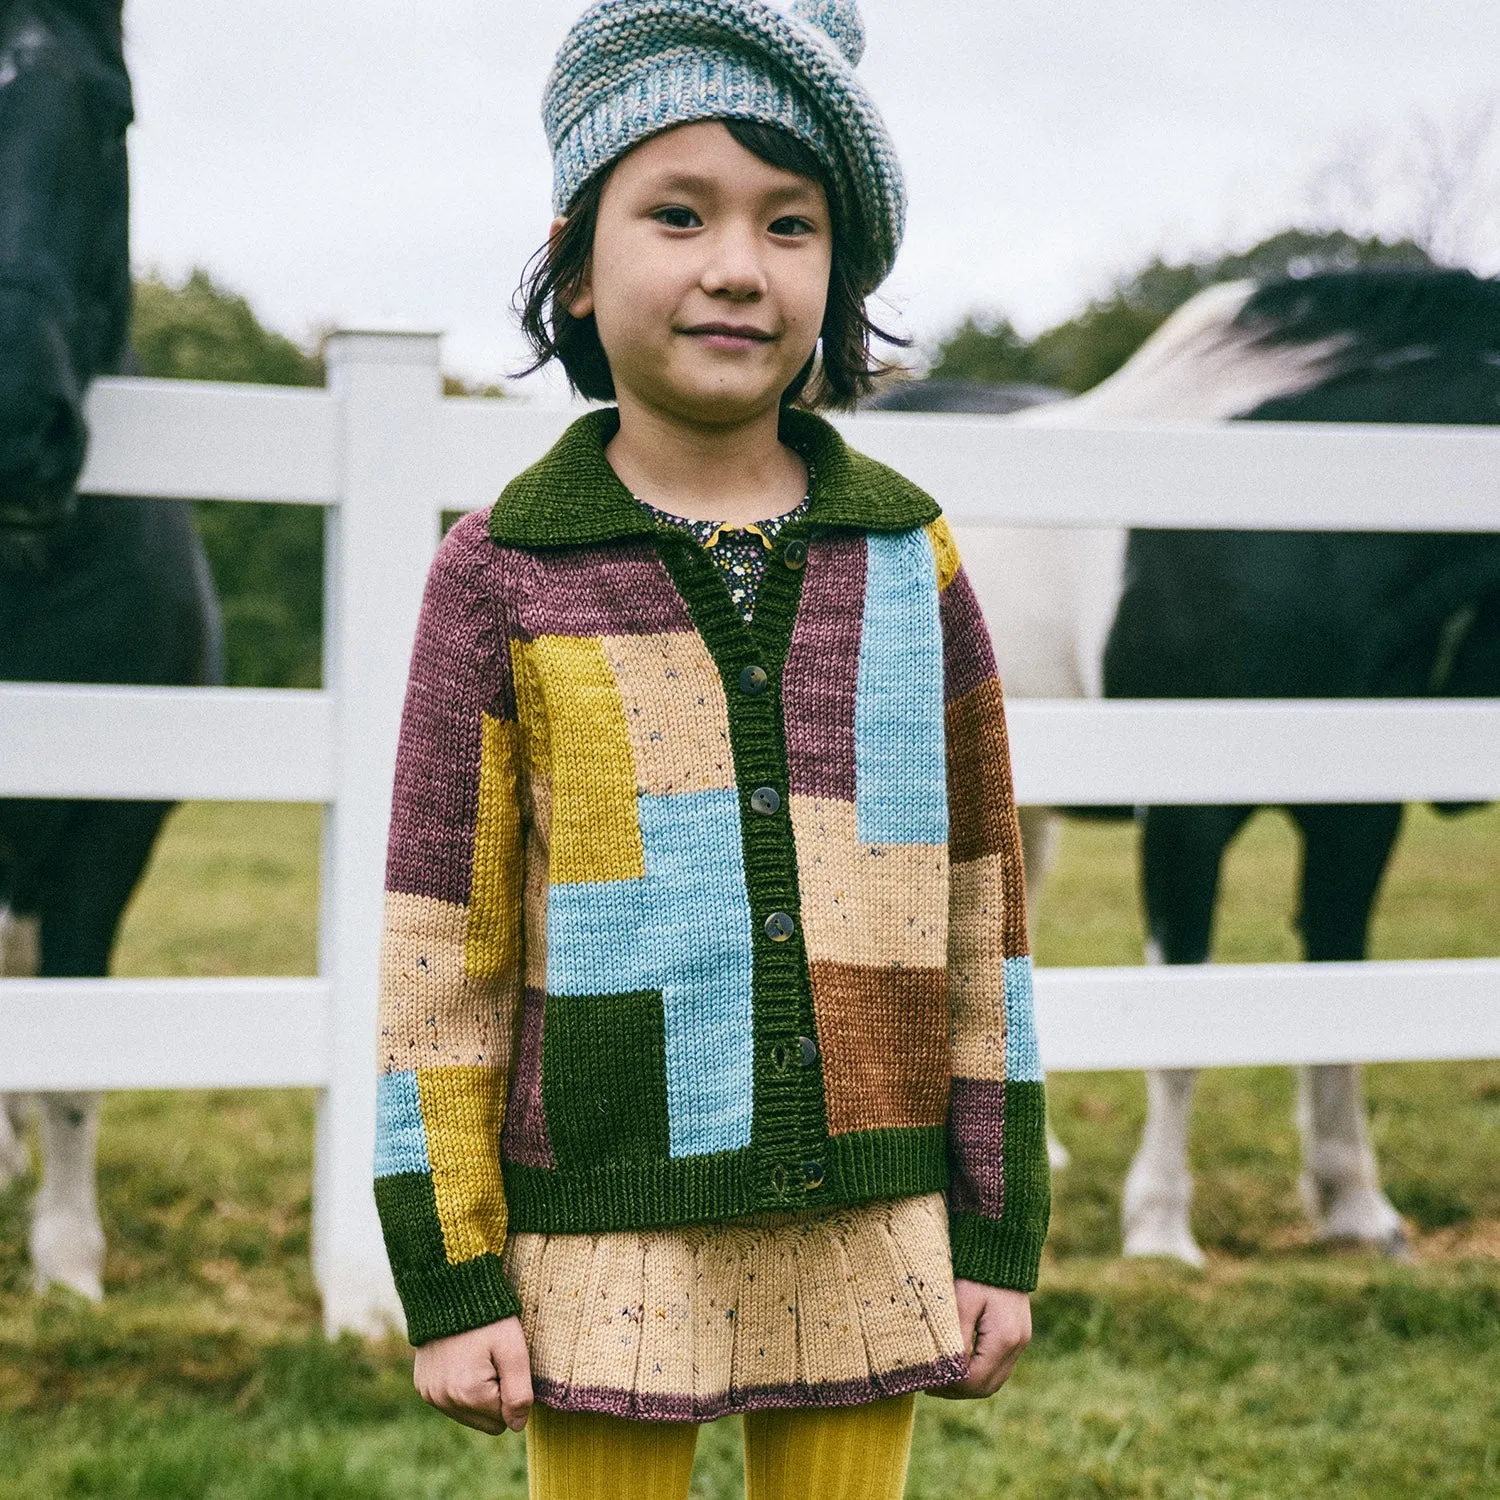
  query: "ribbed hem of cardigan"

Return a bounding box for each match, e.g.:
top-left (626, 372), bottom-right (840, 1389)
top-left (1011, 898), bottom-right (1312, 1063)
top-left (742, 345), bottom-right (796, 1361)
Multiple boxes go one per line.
top-left (947, 1211), bottom-right (1048, 1293)
top-left (396, 1251), bottom-right (523, 1347)
top-left (505, 1126), bottom-right (949, 1234)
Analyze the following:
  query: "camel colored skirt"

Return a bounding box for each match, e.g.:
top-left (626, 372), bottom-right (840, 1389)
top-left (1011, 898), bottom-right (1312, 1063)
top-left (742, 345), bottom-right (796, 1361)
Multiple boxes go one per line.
top-left (503, 1193), bottom-right (967, 1423)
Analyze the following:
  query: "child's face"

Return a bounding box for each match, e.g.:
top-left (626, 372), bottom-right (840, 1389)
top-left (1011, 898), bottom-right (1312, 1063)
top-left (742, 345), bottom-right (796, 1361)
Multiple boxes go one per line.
top-left (561, 120), bottom-right (833, 426)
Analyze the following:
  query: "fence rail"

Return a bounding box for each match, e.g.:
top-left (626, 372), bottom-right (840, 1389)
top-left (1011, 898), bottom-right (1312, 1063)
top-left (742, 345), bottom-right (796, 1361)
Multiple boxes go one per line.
top-left (5, 335), bottom-right (1497, 1335)
top-left (5, 685), bottom-right (1500, 806)
top-left (4, 960), bottom-right (1498, 1094)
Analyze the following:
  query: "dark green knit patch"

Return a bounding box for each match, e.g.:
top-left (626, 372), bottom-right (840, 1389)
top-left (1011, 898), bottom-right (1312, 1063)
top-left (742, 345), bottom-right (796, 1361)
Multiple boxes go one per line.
top-left (504, 1129), bottom-right (953, 1236)
top-left (542, 988), bottom-right (670, 1169)
top-left (488, 407), bottom-right (940, 549)
top-left (825, 1125), bottom-right (948, 1202)
top-left (373, 1172), bottom-right (522, 1344)
top-left (947, 1080), bottom-right (1051, 1292)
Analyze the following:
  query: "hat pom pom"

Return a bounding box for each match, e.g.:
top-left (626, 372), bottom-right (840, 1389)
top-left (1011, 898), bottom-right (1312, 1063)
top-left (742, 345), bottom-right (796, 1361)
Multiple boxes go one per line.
top-left (790, 0), bottom-right (865, 65)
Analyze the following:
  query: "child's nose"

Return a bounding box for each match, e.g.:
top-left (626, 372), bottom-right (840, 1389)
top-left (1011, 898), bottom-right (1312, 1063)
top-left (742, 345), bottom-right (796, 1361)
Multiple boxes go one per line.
top-left (700, 227), bottom-right (768, 298)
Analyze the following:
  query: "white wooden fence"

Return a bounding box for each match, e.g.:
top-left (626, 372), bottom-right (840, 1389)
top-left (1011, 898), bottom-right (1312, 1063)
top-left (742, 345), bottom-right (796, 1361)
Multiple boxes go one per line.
top-left (2, 330), bottom-right (1498, 1334)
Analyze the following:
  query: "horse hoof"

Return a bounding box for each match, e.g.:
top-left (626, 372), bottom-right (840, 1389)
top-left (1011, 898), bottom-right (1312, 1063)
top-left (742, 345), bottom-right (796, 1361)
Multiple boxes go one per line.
top-left (34, 1264), bottom-right (104, 1301)
top-left (31, 1215), bottom-right (105, 1302)
top-left (1122, 1222), bottom-right (1206, 1269)
top-left (1121, 1188), bottom-right (1205, 1267)
top-left (1380, 1224), bottom-right (1411, 1262)
top-left (1305, 1181), bottom-right (1406, 1254)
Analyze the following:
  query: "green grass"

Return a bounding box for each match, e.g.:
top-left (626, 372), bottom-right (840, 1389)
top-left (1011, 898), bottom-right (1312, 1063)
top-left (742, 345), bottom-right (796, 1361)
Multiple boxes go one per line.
top-left (1, 801), bottom-right (1496, 1497)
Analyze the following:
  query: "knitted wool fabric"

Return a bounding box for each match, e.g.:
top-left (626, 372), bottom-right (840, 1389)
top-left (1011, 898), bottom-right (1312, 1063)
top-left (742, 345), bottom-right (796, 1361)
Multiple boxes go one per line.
top-left (543, 0), bottom-right (906, 283)
top-left (505, 1193), bottom-right (964, 1419)
top-left (373, 406), bottom-right (1049, 1345)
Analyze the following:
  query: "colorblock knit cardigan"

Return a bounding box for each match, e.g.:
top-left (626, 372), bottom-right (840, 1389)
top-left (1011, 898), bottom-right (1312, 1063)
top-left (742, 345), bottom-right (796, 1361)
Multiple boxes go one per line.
top-left (374, 407), bottom-right (1050, 1345)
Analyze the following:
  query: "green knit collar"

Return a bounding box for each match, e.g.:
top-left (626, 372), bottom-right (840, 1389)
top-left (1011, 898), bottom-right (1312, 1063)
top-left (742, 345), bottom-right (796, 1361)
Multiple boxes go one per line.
top-left (488, 406), bottom-right (939, 548)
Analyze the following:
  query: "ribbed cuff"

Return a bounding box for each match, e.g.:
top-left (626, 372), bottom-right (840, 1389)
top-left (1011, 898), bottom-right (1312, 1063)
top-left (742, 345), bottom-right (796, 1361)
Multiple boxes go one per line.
top-left (394, 1250), bottom-right (523, 1347)
top-left (947, 1210), bottom-right (1047, 1293)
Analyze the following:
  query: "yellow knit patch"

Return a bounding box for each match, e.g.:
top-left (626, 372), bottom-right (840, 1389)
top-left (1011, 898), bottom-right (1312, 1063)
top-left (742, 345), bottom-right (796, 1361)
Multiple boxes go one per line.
top-left (925, 517), bottom-right (961, 593)
top-left (418, 1065), bottom-right (508, 1263)
top-left (510, 640), bottom-right (552, 776)
top-left (465, 714), bottom-right (522, 980)
top-left (516, 635), bottom-right (645, 884)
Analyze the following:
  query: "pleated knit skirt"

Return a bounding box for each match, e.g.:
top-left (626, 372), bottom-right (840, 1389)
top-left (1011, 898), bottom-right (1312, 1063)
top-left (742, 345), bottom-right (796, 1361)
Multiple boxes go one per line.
top-left (503, 1193), bottom-right (967, 1422)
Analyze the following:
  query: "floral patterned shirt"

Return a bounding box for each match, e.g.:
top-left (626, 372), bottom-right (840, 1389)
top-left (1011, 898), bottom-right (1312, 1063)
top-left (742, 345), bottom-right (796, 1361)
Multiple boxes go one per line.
top-left (639, 496), bottom-right (810, 623)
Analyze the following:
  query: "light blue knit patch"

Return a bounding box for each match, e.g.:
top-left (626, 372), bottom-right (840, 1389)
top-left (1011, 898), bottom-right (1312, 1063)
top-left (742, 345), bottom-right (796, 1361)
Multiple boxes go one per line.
top-left (374, 1071), bottom-right (430, 1178)
top-left (853, 528), bottom-right (948, 846)
top-left (546, 786), bottom-right (755, 1158)
top-left (1004, 956), bottom-right (1043, 1084)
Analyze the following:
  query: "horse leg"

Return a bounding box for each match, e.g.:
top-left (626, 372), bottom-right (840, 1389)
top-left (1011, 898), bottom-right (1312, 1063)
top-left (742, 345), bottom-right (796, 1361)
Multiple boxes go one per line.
top-left (29, 799), bottom-right (172, 1299)
top-left (1290, 803), bottom-right (1406, 1255)
top-left (32, 1094), bottom-right (105, 1298)
top-left (1017, 807), bottom-right (1071, 1170)
top-left (0, 910), bottom-right (42, 1184)
top-left (1123, 804), bottom-right (1253, 1265)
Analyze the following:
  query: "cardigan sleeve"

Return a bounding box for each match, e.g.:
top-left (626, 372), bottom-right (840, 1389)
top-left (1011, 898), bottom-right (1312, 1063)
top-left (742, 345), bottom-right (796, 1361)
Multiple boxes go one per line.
top-left (373, 511), bottom-right (526, 1344)
top-left (931, 519), bottom-right (1051, 1292)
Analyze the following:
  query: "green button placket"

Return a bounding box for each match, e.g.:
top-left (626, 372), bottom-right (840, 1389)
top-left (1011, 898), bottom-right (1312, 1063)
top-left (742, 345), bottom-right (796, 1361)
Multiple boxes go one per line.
top-left (655, 521), bottom-right (829, 1209)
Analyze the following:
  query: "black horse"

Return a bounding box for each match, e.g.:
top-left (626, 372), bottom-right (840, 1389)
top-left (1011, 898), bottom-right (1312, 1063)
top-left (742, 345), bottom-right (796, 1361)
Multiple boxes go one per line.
top-left (1102, 270), bottom-right (1500, 1262)
top-left (0, 0), bottom-right (220, 1297)
top-left (869, 270), bottom-right (1499, 1259)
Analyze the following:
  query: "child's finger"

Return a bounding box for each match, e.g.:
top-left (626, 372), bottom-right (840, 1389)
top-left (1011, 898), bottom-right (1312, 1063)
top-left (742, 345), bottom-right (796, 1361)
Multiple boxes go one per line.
top-left (492, 1321), bottom-right (535, 1431)
top-left (427, 1374), bottom-right (506, 1434)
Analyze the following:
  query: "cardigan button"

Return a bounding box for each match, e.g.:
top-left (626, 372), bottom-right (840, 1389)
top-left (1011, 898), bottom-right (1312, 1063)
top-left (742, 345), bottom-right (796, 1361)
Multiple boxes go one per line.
top-left (798, 1035), bottom-right (819, 1068)
top-left (763, 911), bottom-right (795, 942)
top-left (750, 786), bottom-right (781, 815)
top-left (738, 663), bottom-right (769, 695)
top-left (803, 1161), bottom-right (825, 1190)
top-left (782, 539), bottom-right (808, 570)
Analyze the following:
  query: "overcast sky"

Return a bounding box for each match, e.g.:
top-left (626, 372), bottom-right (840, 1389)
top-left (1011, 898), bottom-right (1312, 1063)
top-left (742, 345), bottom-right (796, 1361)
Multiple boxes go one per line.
top-left (123, 1), bottom-right (1500, 392)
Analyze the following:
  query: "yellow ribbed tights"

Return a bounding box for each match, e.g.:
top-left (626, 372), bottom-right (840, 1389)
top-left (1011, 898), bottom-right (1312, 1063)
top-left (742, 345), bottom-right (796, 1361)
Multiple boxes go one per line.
top-left (526, 1393), bottom-right (917, 1500)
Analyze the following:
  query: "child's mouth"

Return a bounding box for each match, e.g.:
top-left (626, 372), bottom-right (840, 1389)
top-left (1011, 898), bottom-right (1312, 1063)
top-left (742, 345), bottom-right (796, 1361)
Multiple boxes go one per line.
top-left (683, 324), bottom-right (776, 351)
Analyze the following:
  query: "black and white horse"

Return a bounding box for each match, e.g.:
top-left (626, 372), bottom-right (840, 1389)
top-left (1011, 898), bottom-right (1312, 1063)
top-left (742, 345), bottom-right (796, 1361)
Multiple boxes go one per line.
top-left (872, 269), bottom-right (1500, 1263)
top-left (0, 0), bottom-right (221, 1297)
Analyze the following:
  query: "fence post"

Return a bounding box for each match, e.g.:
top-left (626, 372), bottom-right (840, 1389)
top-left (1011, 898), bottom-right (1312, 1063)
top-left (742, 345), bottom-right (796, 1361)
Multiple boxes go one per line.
top-left (314, 329), bottom-right (444, 1335)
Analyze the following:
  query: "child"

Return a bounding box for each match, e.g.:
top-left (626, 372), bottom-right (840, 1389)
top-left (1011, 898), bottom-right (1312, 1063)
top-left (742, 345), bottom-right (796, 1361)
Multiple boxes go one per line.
top-left (373, 2), bottom-right (1050, 1495)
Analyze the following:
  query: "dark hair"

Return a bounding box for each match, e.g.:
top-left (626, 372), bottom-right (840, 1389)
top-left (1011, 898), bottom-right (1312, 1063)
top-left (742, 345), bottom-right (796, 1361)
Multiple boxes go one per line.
top-left (514, 118), bottom-right (907, 410)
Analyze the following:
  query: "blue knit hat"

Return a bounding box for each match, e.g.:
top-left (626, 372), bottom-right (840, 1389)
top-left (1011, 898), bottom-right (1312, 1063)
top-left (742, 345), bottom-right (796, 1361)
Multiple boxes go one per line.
top-left (543, 0), bottom-right (906, 284)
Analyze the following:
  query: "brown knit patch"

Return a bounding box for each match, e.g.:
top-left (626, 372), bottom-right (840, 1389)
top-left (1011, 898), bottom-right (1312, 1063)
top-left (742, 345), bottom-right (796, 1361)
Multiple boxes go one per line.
top-left (790, 796), bottom-right (947, 969)
top-left (946, 679), bottom-right (1026, 888)
top-left (378, 891), bottom-right (521, 1073)
top-left (810, 962), bottom-right (950, 1134)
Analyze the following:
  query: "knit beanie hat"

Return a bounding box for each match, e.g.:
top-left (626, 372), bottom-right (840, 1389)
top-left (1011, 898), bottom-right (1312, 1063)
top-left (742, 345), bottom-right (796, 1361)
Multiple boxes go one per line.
top-left (543, 0), bottom-right (906, 285)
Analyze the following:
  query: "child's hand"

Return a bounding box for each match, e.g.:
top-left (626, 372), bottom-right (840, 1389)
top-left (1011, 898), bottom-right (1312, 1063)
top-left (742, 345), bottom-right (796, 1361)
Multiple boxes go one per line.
top-left (929, 1280), bottom-right (1032, 1399)
top-left (413, 1315), bottom-right (534, 1433)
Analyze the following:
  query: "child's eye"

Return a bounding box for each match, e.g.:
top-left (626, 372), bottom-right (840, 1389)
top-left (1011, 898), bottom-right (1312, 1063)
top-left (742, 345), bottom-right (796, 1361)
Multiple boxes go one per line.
top-left (652, 205), bottom-right (701, 229)
top-left (769, 216), bottom-right (817, 238)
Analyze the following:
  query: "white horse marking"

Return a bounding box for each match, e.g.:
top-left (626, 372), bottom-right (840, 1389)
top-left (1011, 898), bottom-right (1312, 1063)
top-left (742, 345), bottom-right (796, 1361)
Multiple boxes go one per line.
top-left (0, 907), bottom-right (106, 1298)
